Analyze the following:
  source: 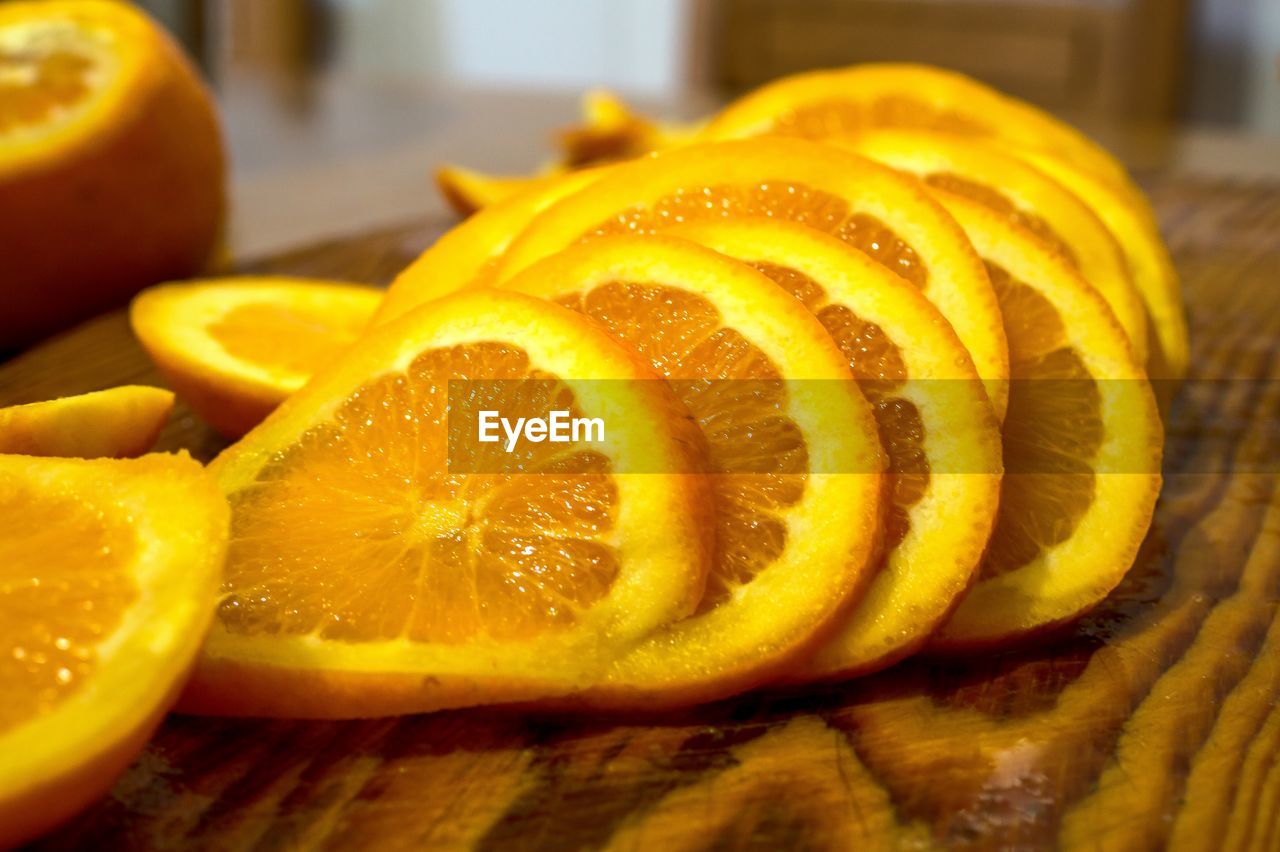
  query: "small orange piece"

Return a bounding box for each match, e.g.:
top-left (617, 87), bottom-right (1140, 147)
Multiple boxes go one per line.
top-left (0, 386), bottom-right (173, 458)
top-left (183, 290), bottom-right (712, 718)
top-left (496, 138), bottom-right (1010, 420)
top-left (927, 193), bottom-right (1163, 648)
top-left (0, 0), bottom-right (224, 349)
top-left (500, 235), bottom-right (885, 707)
top-left (131, 277), bottom-right (382, 439)
top-left (0, 453), bottom-right (227, 847)
top-left (435, 164), bottom-right (564, 218)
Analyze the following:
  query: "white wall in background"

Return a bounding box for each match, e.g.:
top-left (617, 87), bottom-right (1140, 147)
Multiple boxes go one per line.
top-left (333, 0), bottom-right (689, 95)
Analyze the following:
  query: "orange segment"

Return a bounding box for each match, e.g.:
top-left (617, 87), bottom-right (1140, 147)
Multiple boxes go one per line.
top-left (670, 218), bottom-right (1002, 677)
top-left (701, 63), bottom-right (1144, 211)
top-left (496, 138), bottom-right (1010, 420)
top-left (0, 385), bottom-right (172, 458)
top-left (0, 453), bottom-right (227, 847)
top-left (0, 0), bottom-right (224, 350)
top-left (926, 193), bottom-right (1162, 648)
top-left (183, 290), bottom-right (712, 718)
top-left (435, 164), bottom-right (564, 218)
top-left (131, 277), bottom-right (382, 438)
top-left (499, 235), bottom-right (884, 707)
top-left (375, 167), bottom-right (608, 328)
top-left (839, 130), bottom-right (1149, 365)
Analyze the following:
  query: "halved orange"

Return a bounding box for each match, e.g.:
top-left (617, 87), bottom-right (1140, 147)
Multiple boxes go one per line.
top-left (499, 235), bottom-right (885, 707)
top-left (496, 138), bottom-right (1010, 419)
top-left (0, 0), bottom-right (224, 349)
top-left (181, 289), bottom-right (713, 718)
top-left (701, 63), bottom-right (1144, 211)
top-left (0, 385), bottom-right (172, 458)
top-left (926, 193), bottom-right (1162, 648)
top-left (1019, 150), bottom-right (1189, 382)
top-left (669, 218), bottom-right (1003, 677)
top-left (0, 452), bottom-right (227, 847)
top-left (375, 167), bottom-right (607, 328)
top-left (840, 130), bottom-right (1149, 365)
top-left (131, 277), bottom-right (382, 439)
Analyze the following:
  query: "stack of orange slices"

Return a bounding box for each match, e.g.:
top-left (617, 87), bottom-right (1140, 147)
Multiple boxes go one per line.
top-left (7, 53), bottom-right (1178, 842)
top-left (123, 61), bottom-right (1168, 718)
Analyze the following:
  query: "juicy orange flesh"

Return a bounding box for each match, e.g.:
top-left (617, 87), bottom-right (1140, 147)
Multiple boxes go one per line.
top-left (588, 181), bottom-right (928, 288)
top-left (753, 261), bottom-right (926, 549)
top-left (218, 342), bottom-right (620, 644)
top-left (0, 484), bottom-right (137, 733)
top-left (768, 97), bottom-right (989, 138)
top-left (209, 300), bottom-right (370, 379)
top-left (556, 282), bottom-right (806, 609)
top-left (925, 173), bottom-right (1079, 266)
top-left (981, 262), bottom-right (1100, 578)
top-left (0, 22), bottom-right (107, 136)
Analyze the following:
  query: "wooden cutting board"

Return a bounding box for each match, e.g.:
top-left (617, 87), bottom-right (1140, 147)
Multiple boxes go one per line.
top-left (4, 174), bottom-right (1279, 851)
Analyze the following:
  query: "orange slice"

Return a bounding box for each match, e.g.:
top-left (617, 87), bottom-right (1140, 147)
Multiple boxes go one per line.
top-left (181, 289), bottom-right (712, 718)
top-left (669, 218), bottom-right (1003, 677)
top-left (499, 235), bottom-right (885, 706)
top-left (0, 386), bottom-right (172, 458)
top-left (1020, 151), bottom-right (1189, 382)
top-left (701, 63), bottom-right (1144, 210)
top-left (840, 130), bottom-right (1149, 365)
top-left (496, 138), bottom-right (1010, 419)
top-left (131, 277), bottom-right (381, 439)
top-left (927, 193), bottom-right (1163, 648)
top-left (375, 167), bottom-right (606, 328)
top-left (0, 452), bottom-right (227, 847)
top-left (0, 0), bottom-right (224, 350)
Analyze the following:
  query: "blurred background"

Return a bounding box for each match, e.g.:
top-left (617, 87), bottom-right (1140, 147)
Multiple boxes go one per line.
top-left (131, 0), bottom-right (1280, 256)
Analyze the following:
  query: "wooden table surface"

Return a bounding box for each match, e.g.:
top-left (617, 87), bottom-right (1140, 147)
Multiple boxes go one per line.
top-left (4, 84), bottom-right (1280, 848)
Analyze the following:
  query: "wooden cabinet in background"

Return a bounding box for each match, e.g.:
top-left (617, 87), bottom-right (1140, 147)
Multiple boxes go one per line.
top-left (712, 0), bottom-right (1189, 122)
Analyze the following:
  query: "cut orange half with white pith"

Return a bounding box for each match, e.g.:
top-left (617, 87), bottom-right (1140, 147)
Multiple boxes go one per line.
top-left (839, 130), bottom-right (1149, 365)
top-left (375, 167), bottom-right (608, 328)
top-left (0, 453), bottom-right (227, 848)
top-left (496, 138), bottom-right (1010, 420)
top-left (925, 193), bottom-right (1162, 649)
top-left (669, 218), bottom-right (1003, 677)
top-left (701, 62), bottom-right (1144, 212)
top-left (181, 289), bottom-right (713, 718)
top-left (1019, 150), bottom-right (1189, 383)
top-left (499, 235), bottom-right (885, 707)
top-left (0, 385), bottom-right (173, 458)
top-left (131, 277), bottom-right (382, 439)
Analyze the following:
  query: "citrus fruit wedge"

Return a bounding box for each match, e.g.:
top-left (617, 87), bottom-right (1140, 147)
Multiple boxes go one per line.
top-left (0, 385), bottom-right (173, 458)
top-left (926, 193), bottom-right (1163, 648)
top-left (375, 167), bottom-right (607, 327)
top-left (499, 234), bottom-right (885, 707)
top-left (1019, 150), bottom-right (1189, 383)
top-left (840, 130), bottom-right (1150, 365)
top-left (435, 164), bottom-right (563, 218)
top-left (131, 277), bottom-right (382, 439)
top-left (0, 452), bottom-right (227, 847)
top-left (701, 63), bottom-right (1143, 211)
top-left (669, 218), bottom-right (1003, 677)
top-left (181, 289), bottom-right (712, 718)
top-left (556, 89), bottom-right (696, 168)
top-left (496, 138), bottom-right (1010, 420)
top-left (0, 0), bottom-right (224, 349)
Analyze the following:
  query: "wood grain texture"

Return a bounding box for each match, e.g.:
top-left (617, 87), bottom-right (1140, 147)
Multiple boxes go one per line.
top-left (3, 175), bottom-right (1279, 851)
